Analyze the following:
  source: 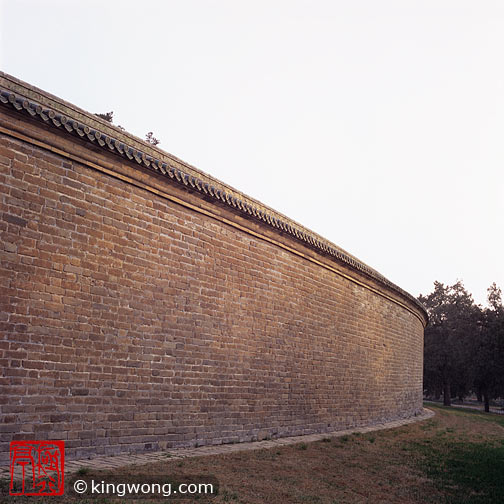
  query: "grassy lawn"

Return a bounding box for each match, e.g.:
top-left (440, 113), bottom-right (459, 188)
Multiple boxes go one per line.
top-left (2, 404), bottom-right (503, 503)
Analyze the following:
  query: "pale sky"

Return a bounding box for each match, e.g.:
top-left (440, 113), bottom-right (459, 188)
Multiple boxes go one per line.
top-left (1, 0), bottom-right (503, 307)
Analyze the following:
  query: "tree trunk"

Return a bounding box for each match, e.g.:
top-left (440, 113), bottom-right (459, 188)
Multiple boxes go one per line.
top-left (443, 381), bottom-right (451, 406)
top-left (484, 392), bottom-right (490, 413)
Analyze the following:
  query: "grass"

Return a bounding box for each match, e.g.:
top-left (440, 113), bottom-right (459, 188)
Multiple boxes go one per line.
top-left (2, 404), bottom-right (503, 503)
top-left (414, 403), bottom-right (504, 503)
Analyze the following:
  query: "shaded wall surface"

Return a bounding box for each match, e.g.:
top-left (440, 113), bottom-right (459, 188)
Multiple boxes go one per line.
top-left (0, 73), bottom-right (427, 463)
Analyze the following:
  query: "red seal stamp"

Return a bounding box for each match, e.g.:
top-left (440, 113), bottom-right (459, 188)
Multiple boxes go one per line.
top-left (9, 440), bottom-right (65, 496)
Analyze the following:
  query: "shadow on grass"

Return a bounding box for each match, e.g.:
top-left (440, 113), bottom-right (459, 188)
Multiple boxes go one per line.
top-left (417, 404), bottom-right (504, 503)
top-left (424, 402), bottom-right (504, 428)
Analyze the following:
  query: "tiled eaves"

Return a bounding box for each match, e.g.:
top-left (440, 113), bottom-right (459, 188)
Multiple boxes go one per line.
top-left (0, 85), bottom-right (428, 323)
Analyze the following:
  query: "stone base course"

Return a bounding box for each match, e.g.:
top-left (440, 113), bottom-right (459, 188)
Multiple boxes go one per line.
top-left (2, 409), bottom-right (434, 479)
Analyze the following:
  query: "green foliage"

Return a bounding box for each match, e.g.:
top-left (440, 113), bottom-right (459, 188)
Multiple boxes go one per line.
top-left (487, 282), bottom-right (502, 311)
top-left (474, 284), bottom-right (504, 409)
top-left (420, 281), bottom-right (479, 404)
top-left (419, 281), bottom-right (504, 407)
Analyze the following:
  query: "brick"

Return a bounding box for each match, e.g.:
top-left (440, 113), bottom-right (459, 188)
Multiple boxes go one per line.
top-left (3, 213), bottom-right (27, 227)
top-left (0, 97), bottom-right (425, 467)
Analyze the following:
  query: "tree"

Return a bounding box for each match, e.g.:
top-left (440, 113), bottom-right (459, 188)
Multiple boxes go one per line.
top-left (145, 131), bottom-right (160, 146)
top-left (95, 111), bottom-right (125, 130)
top-left (487, 282), bottom-right (503, 311)
top-left (95, 111), bottom-right (114, 123)
top-left (95, 113), bottom-right (160, 143)
top-left (419, 281), bottom-right (480, 406)
top-left (473, 283), bottom-right (504, 411)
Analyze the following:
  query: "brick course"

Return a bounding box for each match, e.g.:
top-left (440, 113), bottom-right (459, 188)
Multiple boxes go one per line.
top-left (0, 76), bottom-right (426, 463)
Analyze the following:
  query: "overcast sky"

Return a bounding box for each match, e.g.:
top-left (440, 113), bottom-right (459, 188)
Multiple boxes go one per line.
top-left (1, 0), bottom-right (503, 306)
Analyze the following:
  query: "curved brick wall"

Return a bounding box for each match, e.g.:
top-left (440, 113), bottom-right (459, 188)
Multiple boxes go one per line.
top-left (0, 73), bottom-right (427, 462)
